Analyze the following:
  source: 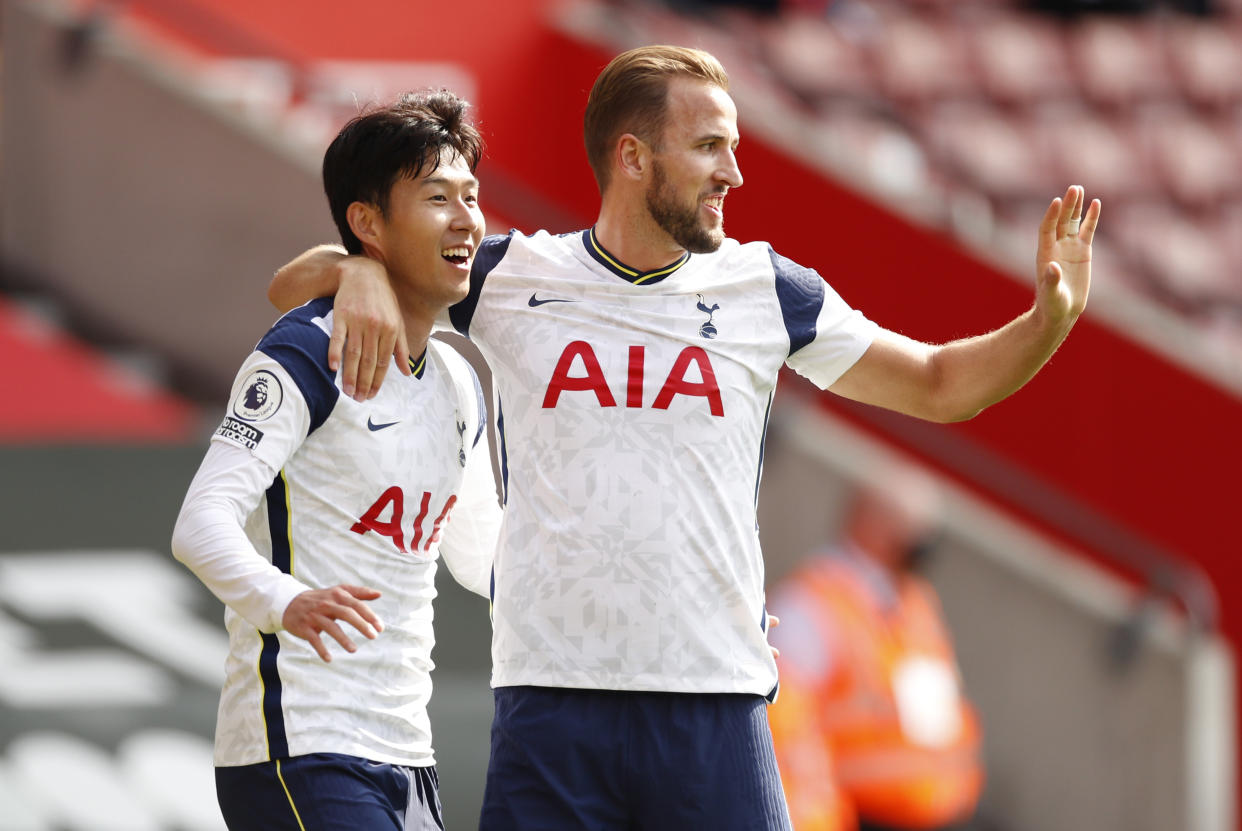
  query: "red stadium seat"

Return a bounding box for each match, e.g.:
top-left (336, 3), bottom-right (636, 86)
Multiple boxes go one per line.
top-left (1164, 19), bottom-right (1242, 111)
top-left (757, 13), bottom-right (877, 106)
top-left (869, 14), bottom-right (979, 107)
top-left (1069, 17), bottom-right (1176, 109)
top-left (1133, 104), bottom-right (1242, 210)
top-left (812, 103), bottom-right (940, 210)
top-left (1028, 103), bottom-right (1157, 204)
top-left (919, 103), bottom-right (1053, 201)
top-left (1109, 200), bottom-right (1233, 308)
top-left (969, 12), bottom-right (1077, 108)
top-left (1211, 199), bottom-right (1242, 302)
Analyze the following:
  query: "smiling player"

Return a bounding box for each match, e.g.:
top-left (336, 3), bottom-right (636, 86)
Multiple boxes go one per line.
top-left (172, 90), bottom-right (501, 830)
top-left (269, 46), bottom-right (1099, 830)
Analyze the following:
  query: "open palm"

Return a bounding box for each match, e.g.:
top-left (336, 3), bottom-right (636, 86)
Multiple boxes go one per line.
top-left (1035, 185), bottom-right (1102, 326)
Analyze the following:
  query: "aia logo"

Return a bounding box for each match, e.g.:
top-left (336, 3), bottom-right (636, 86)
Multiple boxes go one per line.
top-left (542, 341), bottom-right (724, 417)
top-left (351, 488), bottom-right (457, 554)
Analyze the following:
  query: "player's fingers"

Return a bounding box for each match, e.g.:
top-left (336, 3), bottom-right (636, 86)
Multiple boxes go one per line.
top-left (1079, 198), bottom-right (1102, 245)
top-left (338, 585), bottom-right (385, 633)
top-left (321, 619), bottom-right (358, 654)
top-left (1069, 185), bottom-right (1086, 236)
top-left (368, 363), bottom-right (389, 401)
top-left (324, 590), bottom-right (379, 638)
top-left (341, 335), bottom-right (363, 400)
top-left (350, 602), bottom-right (384, 636)
top-left (394, 328), bottom-right (412, 378)
top-left (767, 614), bottom-right (780, 629)
top-left (369, 326), bottom-right (399, 399)
top-left (354, 331), bottom-right (380, 401)
top-left (328, 320), bottom-right (348, 374)
top-left (341, 584), bottom-right (383, 600)
top-left (306, 630), bottom-right (332, 663)
top-left (1038, 197), bottom-right (1061, 249)
top-left (365, 352), bottom-right (389, 399)
top-left (1057, 186), bottom-right (1078, 232)
top-left (333, 606), bottom-right (380, 640)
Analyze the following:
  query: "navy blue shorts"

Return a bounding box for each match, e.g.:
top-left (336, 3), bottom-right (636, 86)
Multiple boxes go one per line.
top-left (215, 753), bottom-right (443, 831)
top-left (480, 686), bottom-right (792, 831)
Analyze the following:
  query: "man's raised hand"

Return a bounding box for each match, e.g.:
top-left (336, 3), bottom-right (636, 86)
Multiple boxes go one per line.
top-left (1035, 185), bottom-right (1101, 329)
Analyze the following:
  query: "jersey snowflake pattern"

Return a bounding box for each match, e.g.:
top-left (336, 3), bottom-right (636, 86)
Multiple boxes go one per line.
top-left (447, 229), bottom-right (878, 697)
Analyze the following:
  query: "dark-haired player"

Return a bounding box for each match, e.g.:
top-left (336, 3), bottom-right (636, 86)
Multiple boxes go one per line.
top-left (173, 89), bottom-right (500, 830)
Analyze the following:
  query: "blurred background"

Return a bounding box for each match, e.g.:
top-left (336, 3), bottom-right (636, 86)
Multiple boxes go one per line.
top-left (0, 0), bottom-right (1238, 828)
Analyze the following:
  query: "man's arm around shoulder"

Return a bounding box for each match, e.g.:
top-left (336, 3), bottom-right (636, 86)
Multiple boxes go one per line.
top-left (270, 244), bottom-right (408, 400)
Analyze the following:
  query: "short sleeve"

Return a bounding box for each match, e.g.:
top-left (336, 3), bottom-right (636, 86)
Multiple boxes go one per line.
top-left (770, 246), bottom-right (879, 389)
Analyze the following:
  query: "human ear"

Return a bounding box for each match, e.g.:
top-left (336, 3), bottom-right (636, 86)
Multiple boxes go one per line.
top-left (347, 201), bottom-right (384, 258)
top-left (616, 133), bottom-right (650, 182)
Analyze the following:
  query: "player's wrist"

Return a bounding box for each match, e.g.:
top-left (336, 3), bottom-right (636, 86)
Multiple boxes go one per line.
top-left (338, 255), bottom-right (390, 289)
top-left (1030, 300), bottom-right (1077, 342)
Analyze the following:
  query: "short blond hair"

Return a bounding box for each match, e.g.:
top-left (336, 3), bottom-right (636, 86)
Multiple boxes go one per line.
top-left (583, 45), bottom-right (730, 191)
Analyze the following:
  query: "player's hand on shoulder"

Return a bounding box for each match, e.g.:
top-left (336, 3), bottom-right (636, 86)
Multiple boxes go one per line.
top-left (282, 584), bottom-right (385, 663)
top-left (331, 257), bottom-right (410, 402)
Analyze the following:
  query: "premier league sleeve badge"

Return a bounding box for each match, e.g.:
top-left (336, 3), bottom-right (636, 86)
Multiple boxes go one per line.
top-left (214, 368), bottom-right (286, 451)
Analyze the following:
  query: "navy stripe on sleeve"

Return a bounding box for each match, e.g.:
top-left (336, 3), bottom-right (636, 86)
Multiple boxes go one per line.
top-left (258, 633), bottom-right (287, 758)
top-left (257, 297), bottom-right (340, 435)
top-left (768, 246), bottom-right (825, 357)
top-left (260, 471), bottom-right (293, 759)
top-left (450, 232), bottom-right (513, 337)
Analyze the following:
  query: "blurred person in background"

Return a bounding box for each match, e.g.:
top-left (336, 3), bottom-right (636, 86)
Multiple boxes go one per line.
top-left (171, 90), bottom-right (500, 830)
top-left (769, 466), bottom-right (985, 831)
top-left (269, 45), bottom-right (1096, 830)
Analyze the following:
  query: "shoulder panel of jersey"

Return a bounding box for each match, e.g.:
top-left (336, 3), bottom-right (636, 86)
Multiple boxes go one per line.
top-left (256, 297), bottom-right (340, 434)
top-left (768, 245), bottom-right (826, 356)
top-left (450, 232), bottom-right (514, 337)
top-left (768, 244), bottom-right (879, 389)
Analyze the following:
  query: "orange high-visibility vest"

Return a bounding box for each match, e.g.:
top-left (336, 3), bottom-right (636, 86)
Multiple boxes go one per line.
top-left (781, 553), bottom-right (983, 830)
top-left (769, 664), bottom-right (857, 831)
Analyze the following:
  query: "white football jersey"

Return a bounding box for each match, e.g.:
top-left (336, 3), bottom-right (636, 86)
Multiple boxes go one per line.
top-left (447, 229), bottom-right (877, 697)
top-left (173, 297), bottom-right (499, 767)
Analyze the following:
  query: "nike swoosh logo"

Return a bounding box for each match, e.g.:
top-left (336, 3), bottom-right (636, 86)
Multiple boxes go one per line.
top-left (367, 416), bottom-right (400, 432)
top-left (528, 294), bottom-right (577, 307)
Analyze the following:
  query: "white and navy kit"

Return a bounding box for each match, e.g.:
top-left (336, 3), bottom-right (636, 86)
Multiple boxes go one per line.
top-left (173, 297), bottom-right (500, 774)
top-left (446, 228), bottom-right (877, 700)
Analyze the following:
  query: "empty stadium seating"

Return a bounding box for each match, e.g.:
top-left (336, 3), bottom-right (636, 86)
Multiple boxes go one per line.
top-left (698, 0), bottom-right (1242, 353)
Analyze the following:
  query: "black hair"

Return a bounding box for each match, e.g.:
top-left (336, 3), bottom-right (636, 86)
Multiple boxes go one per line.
top-left (322, 89), bottom-right (483, 254)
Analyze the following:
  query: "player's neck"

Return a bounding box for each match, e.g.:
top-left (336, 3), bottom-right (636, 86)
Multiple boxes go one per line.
top-left (392, 290), bottom-right (435, 362)
top-left (595, 199), bottom-right (686, 273)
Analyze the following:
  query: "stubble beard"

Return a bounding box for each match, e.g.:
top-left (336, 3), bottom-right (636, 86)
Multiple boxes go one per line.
top-left (646, 160), bottom-right (724, 254)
